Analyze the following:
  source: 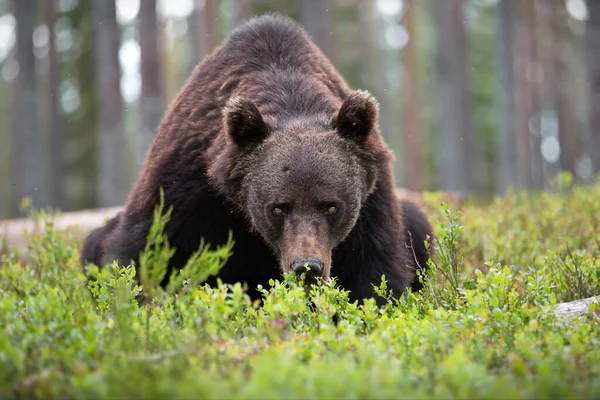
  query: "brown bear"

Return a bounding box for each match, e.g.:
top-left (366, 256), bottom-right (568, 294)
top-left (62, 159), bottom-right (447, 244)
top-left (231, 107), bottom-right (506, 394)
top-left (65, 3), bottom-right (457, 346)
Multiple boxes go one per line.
top-left (80, 14), bottom-right (434, 304)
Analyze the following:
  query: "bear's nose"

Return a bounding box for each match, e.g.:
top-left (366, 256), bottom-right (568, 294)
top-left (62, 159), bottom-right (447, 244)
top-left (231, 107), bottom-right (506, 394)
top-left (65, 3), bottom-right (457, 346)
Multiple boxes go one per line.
top-left (291, 258), bottom-right (324, 277)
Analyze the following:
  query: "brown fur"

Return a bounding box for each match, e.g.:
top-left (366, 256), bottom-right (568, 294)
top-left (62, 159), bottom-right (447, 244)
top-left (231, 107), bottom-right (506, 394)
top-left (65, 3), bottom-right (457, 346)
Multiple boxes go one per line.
top-left (80, 14), bottom-right (434, 304)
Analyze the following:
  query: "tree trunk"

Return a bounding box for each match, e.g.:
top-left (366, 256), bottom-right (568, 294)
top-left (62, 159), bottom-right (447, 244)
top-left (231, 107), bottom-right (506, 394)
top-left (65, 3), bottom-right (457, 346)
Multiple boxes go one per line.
top-left (203, 0), bottom-right (218, 54)
top-left (0, 70), bottom-right (6, 218)
top-left (12, 0), bottom-right (46, 216)
top-left (61, 0), bottom-right (99, 212)
top-left (138, 0), bottom-right (164, 174)
top-left (494, 0), bottom-right (518, 194)
top-left (402, 0), bottom-right (423, 191)
top-left (552, 0), bottom-right (579, 178)
top-left (92, 0), bottom-right (129, 207)
top-left (554, 295), bottom-right (599, 318)
top-left (587, 0), bottom-right (600, 176)
top-left (357, 1), bottom-right (376, 93)
top-left (0, 42), bottom-right (8, 218)
top-left (527, 0), bottom-right (544, 188)
top-left (332, 0), bottom-right (361, 88)
top-left (188, 0), bottom-right (204, 75)
top-left (46, 0), bottom-right (65, 210)
top-left (236, 0), bottom-right (250, 26)
top-left (296, 0), bottom-right (334, 61)
top-left (514, 0), bottom-right (543, 189)
top-left (431, 0), bottom-right (478, 194)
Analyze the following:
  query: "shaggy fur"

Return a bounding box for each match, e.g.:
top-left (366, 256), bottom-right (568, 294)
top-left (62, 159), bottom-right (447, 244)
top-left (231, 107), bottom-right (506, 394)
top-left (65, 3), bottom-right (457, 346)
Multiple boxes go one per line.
top-left (80, 14), bottom-right (434, 304)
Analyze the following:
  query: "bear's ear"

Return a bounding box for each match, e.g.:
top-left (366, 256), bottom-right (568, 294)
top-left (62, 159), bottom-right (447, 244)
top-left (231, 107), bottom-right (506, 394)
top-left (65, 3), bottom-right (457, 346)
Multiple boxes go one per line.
top-left (224, 97), bottom-right (269, 149)
top-left (332, 90), bottom-right (379, 144)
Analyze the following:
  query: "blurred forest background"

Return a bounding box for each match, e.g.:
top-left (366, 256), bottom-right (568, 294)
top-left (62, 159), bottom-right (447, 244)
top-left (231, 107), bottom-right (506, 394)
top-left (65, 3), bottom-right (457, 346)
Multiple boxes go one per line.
top-left (0, 0), bottom-right (598, 219)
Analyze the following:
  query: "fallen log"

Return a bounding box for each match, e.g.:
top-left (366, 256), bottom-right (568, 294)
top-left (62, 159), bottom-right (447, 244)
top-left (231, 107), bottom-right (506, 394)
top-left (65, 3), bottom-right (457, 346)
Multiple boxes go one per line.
top-left (554, 295), bottom-right (599, 318)
top-left (0, 206), bottom-right (122, 254)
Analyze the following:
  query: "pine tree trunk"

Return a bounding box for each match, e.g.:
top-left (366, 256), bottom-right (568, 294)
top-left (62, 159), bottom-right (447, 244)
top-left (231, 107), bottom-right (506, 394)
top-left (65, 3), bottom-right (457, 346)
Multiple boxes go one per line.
top-left (514, 0), bottom-right (542, 188)
top-left (0, 47), bottom-right (8, 218)
top-left (138, 0), bottom-right (164, 174)
top-left (12, 0), bottom-right (46, 215)
top-left (402, 0), bottom-right (423, 191)
top-left (236, 0), bottom-right (250, 26)
top-left (296, 0), bottom-right (334, 60)
top-left (93, 0), bottom-right (129, 207)
top-left (552, 0), bottom-right (579, 178)
top-left (587, 0), bottom-right (600, 176)
top-left (432, 0), bottom-right (478, 194)
top-left (203, 0), bottom-right (218, 53)
top-left (494, 0), bottom-right (518, 194)
top-left (46, 0), bottom-right (65, 209)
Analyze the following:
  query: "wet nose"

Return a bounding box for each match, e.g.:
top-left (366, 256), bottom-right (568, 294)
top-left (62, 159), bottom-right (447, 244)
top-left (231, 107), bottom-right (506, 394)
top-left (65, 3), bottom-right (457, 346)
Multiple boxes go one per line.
top-left (291, 258), bottom-right (324, 277)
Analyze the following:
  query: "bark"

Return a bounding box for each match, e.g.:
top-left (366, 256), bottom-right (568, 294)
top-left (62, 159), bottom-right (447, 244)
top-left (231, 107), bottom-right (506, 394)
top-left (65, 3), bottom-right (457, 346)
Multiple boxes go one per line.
top-left (64, 0), bottom-right (98, 211)
top-left (586, 0), bottom-right (600, 175)
top-left (12, 0), bottom-right (46, 215)
top-left (0, 54), bottom-right (7, 218)
top-left (358, 0), bottom-right (390, 116)
top-left (92, 0), bottom-right (129, 207)
top-left (188, 0), bottom-right (220, 74)
top-left (357, 0), bottom-right (376, 92)
top-left (402, 0), bottom-right (423, 191)
top-left (187, 0), bottom-right (205, 75)
top-left (533, 0), bottom-right (555, 183)
top-left (552, 0), bottom-right (579, 177)
top-left (494, 0), bottom-right (518, 194)
top-left (296, 0), bottom-right (334, 60)
top-left (236, 0), bottom-right (250, 26)
top-left (514, 0), bottom-right (543, 188)
top-left (138, 0), bottom-right (164, 173)
top-left (432, 0), bottom-right (478, 193)
top-left (527, 1), bottom-right (544, 188)
top-left (554, 296), bottom-right (599, 318)
top-left (46, 0), bottom-right (65, 209)
top-left (203, 0), bottom-right (218, 53)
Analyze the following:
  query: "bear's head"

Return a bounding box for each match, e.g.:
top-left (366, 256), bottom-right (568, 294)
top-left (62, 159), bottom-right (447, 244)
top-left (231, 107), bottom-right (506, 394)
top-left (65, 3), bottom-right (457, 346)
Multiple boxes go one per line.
top-left (210, 90), bottom-right (384, 281)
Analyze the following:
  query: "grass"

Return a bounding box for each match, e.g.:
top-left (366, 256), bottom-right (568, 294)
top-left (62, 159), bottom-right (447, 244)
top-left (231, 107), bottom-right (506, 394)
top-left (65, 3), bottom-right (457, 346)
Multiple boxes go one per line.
top-left (1, 172), bottom-right (599, 399)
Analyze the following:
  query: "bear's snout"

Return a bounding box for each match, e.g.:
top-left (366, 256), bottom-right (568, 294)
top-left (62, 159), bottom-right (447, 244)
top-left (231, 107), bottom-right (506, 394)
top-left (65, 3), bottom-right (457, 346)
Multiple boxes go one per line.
top-left (291, 258), bottom-right (324, 277)
top-left (279, 219), bottom-right (332, 280)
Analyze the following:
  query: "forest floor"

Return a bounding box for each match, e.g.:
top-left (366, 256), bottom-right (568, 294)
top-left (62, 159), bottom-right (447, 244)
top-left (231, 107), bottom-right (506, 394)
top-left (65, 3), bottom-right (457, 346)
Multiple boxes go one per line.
top-left (1, 172), bottom-right (599, 399)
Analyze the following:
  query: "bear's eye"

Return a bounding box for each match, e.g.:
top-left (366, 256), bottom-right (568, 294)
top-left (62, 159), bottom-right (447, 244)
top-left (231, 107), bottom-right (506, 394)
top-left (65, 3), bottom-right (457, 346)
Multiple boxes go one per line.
top-left (272, 204), bottom-right (290, 216)
top-left (270, 203), bottom-right (290, 217)
top-left (322, 203), bottom-right (338, 215)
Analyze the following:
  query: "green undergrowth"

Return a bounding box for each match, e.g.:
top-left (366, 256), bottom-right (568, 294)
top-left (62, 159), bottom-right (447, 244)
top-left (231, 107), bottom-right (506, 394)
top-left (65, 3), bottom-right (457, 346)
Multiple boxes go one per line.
top-left (1, 173), bottom-right (599, 399)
